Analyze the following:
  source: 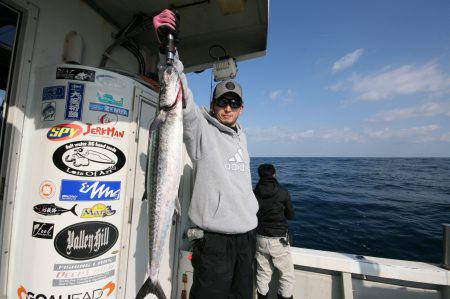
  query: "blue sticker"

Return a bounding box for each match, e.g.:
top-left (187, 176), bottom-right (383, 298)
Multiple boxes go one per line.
top-left (65, 82), bottom-right (84, 120)
top-left (43, 86), bottom-right (66, 101)
top-left (60, 180), bottom-right (121, 201)
top-left (89, 103), bottom-right (129, 117)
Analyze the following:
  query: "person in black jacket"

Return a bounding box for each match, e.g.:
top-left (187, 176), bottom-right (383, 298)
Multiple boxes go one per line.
top-left (254, 164), bottom-right (295, 299)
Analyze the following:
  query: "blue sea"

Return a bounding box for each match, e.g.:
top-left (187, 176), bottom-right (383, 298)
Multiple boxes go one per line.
top-left (250, 158), bottom-right (450, 264)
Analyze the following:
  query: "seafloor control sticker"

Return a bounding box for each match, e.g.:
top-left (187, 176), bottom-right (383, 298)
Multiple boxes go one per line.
top-left (89, 102), bottom-right (129, 117)
top-left (42, 101), bottom-right (56, 121)
top-left (60, 180), bottom-right (121, 201)
top-left (65, 82), bottom-right (84, 120)
top-left (56, 67), bottom-right (95, 82)
top-left (32, 221), bottom-right (54, 239)
top-left (43, 86), bottom-right (65, 101)
top-left (52, 141), bottom-right (126, 177)
top-left (54, 221), bottom-right (118, 260)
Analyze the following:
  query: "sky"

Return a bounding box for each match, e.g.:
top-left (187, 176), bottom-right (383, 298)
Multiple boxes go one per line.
top-left (186, 0), bottom-right (450, 157)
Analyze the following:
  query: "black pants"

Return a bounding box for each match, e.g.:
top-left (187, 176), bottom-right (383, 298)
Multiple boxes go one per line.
top-left (190, 230), bottom-right (256, 299)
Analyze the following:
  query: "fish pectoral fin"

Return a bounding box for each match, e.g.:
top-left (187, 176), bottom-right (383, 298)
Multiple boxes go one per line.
top-left (150, 110), bottom-right (167, 131)
top-left (174, 197), bottom-right (181, 216)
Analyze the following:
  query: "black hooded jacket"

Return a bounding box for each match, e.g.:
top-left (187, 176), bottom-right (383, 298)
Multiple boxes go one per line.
top-left (254, 177), bottom-right (295, 237)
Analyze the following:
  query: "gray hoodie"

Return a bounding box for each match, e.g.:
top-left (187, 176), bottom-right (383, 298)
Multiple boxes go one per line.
top-left (160, 55), bottom-right (258, 234)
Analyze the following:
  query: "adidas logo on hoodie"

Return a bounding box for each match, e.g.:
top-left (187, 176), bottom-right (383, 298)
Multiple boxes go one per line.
top-left (225, 148), bottom-right (245, 172)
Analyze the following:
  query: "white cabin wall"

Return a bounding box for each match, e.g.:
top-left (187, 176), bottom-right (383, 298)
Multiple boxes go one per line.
top-left (28, 0), bottom-right (139, 72)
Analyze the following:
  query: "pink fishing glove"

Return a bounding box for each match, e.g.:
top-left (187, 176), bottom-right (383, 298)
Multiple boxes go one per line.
top-left (153, 9), bottom-right (178, 44)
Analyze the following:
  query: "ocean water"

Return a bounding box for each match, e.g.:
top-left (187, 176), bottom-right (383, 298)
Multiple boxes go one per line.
top-left (250, 158), bottom-right (450, 264)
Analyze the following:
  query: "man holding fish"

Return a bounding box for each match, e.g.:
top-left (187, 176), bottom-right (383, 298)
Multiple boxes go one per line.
top-left (152, 9), bottom-right (259, 299)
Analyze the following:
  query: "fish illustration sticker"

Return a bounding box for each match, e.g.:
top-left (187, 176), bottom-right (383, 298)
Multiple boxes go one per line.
top-left (33, 203), bottom-right (78, 216)
top-left (52, 141), bottom-right (126, 177)
top-left (54, 221), bottom-right (118, 260)
top-left (42, 101), bottom-right (56, 121)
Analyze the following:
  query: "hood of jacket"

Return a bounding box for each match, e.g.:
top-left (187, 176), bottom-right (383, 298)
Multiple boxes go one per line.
top-left (254, 177), bottom-right (280, 199)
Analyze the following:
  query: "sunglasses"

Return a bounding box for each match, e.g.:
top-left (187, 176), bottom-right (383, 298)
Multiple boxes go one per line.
top-left (215, 97), bottom-right (243, 109)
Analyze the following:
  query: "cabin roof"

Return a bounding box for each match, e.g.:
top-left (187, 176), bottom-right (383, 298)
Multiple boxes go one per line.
top-left (85, 0), bottom-right (268, 72)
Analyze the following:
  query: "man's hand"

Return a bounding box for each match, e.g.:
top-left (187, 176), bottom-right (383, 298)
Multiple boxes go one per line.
top-left (153, 9), bottom-right (179, 44)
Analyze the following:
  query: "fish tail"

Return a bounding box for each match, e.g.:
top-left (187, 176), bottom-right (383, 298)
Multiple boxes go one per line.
top-left (70, 204), bottom-right (78, 216)
top-left (136, 277), bottom-right (166, 299)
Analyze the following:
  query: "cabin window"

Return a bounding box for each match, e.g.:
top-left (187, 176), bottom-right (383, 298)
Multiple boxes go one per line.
top-left (0, 2), bottom-right (20, 203)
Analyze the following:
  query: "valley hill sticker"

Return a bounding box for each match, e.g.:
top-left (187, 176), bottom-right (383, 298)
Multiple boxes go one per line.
top-left (52, 141), bottom-right (126, 177)
top-left (54, 221), bottom-right (118, 260)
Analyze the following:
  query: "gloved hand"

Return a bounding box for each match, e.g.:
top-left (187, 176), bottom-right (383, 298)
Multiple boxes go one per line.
top-left (153, 9), bottom-right (179, 44)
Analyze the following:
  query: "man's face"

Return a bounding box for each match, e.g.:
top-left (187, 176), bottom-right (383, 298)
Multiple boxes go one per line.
top-left (211, 93), bottom-right (244, 127)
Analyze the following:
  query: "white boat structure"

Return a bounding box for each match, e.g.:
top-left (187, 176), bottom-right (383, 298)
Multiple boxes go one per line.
top-left (0, 0), bottom-right (449, 298)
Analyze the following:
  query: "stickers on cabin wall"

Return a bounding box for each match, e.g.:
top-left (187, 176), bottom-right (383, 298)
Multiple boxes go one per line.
top-left (89, 103), bottom-right (129, 117)
top-left (65, 82), bottom-right (85, 120)
top-left (39, 180), bottom-right (56, 200)
top-left (56, 67), bottom-right (95, 82)
top-left (52, 255), bottom-right (116, 286)
top-left (60, 180), bottom-right (121, 201)
top-left (33, 203), bottom-right (78, 217)
top-left (54, 221), bottom-right (118, 260)
top-left (42, 101), bottom-right (56, 121)
top-left (47, 123), bottom-right (124, 141)
top-left (42, 86), bottom-right (66, 101)
top-left (32, 221), bottom-right (54, 239)
top-left (52, 141), bottom-right (126, 177)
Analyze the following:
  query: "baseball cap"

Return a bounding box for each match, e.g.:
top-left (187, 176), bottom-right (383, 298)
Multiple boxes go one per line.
top-left (213, 79), bottom-right (243, 101)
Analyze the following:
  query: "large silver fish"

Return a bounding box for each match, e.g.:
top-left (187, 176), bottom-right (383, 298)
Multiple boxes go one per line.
top-left (137, 65), bottom-right (184, 299)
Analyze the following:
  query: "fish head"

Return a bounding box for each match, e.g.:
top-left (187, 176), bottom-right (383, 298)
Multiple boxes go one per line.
top-left (160, 66), bottom-right (182, 109)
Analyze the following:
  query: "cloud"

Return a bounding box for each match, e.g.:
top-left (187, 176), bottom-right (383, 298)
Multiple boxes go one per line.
top-left (246, 125), bottom-right (445, 144)
top-left (245, 127), bottom-right (364, 143)
top-left (367, 102), bottom-right (450, 122)
top-left (440, 132), bottom-right (450, 142)
top-left (269, 90), bottom-right (282, 100)
top-left (349, 61), bottom-right (450, 101)
top-left (268, 89), bottom-right (297, 103)
top-left (366, 125), bottom-right (440, 142)
top-left (332, 48), bottom-right (364, 73)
